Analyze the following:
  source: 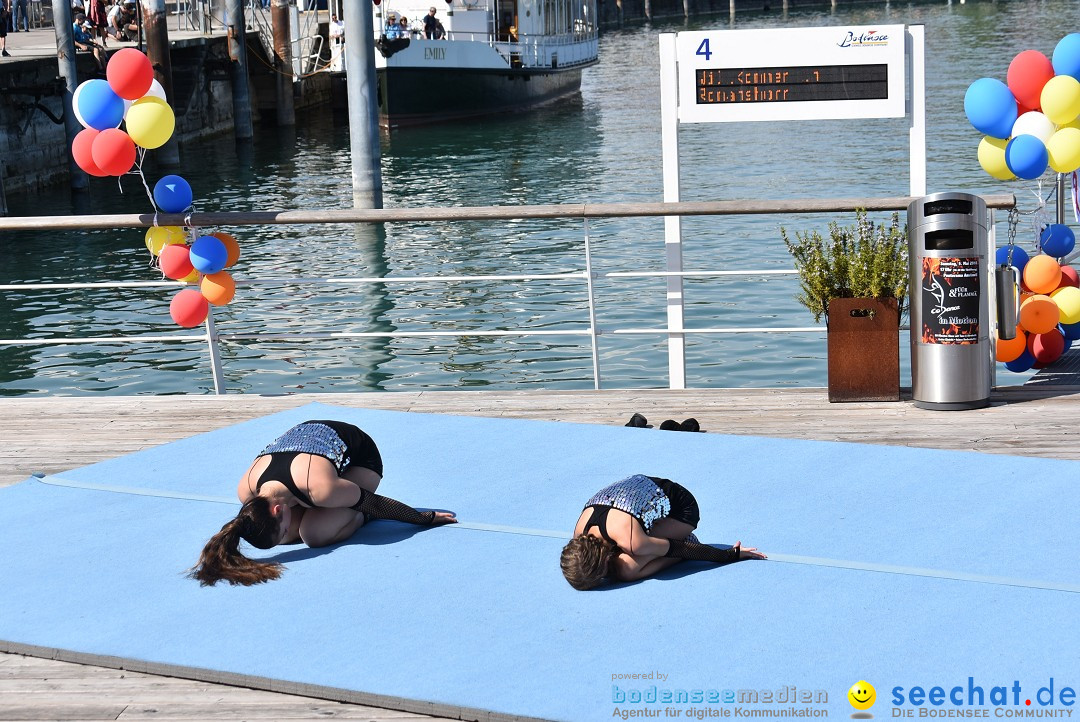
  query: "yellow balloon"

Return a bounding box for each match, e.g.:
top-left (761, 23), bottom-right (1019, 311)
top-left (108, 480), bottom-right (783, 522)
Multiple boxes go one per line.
top-left (1051, 286), bottom-right (1080, 325)
top-left (179, 268), bottom-right (200, 284)
top-left (978, 136), bottom-right (1014, 180)
top-left (144, 225), bottom-right (186, 256)
top-left (1046, 127), bottom-right (1080, 173)
top-left (1040, 75), bottom-right (1080, 125)
top-left (125, 97), bottom-right (175, 150)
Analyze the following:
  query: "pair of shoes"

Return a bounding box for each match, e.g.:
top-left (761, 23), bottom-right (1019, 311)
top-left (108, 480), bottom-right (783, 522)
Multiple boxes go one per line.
top-left (624, 413), bottom-right (650, 428)
top-left (659, 418), bottom-right (701, 432)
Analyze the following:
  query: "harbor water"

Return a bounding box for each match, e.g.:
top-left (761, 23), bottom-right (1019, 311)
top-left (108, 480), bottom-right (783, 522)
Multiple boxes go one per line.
top-left (3, 0), bottom-right (1079, 395)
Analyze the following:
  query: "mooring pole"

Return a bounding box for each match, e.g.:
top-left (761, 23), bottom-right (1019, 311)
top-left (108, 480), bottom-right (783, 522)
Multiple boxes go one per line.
top-left (225, 0), bottom-right (254, 139)
top-left (53, 0), bottom-right (87, 192)
top-left (145, 0), bottom-right (181, 165)
top-left (272, 0), bottom-right (296, 126)
top-left (343, 0), bottom-right (383, 208)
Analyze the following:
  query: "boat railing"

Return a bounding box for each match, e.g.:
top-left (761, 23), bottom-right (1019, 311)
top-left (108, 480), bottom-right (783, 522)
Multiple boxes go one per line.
top-left (0, 195), bottom-right (1015, 394)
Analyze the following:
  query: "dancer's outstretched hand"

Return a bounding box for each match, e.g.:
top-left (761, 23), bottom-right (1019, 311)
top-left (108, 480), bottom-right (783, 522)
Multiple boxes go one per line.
top-left (734, 541), bottom-right (767, 560)
top-left (430, 511), bottom-right (458, 525)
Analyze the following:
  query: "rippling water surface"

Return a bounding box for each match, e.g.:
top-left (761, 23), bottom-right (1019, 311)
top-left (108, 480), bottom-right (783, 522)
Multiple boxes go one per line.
top-left (4, 0), bottom-right (1079, 395)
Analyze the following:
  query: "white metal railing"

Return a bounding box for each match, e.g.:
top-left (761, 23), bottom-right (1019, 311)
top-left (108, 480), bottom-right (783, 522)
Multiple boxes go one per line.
top-left (0, 196), bottom-right (1015, 394)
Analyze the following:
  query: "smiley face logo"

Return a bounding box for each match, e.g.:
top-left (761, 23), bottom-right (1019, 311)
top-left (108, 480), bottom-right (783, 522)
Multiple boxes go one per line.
top-left (848, 680), bottom-right (876, 711)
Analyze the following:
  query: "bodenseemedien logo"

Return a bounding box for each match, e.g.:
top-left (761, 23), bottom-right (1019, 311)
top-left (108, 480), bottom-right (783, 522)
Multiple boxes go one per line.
top-left (849, 681), bottom-right (877, 718)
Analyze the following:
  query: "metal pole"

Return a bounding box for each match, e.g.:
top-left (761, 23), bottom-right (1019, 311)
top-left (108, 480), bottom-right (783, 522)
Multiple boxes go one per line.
top-left (54, 0), bottom-right (88, 192)
top-left (1058, 173), bottom-right (1066, 225)
top-left (907, 25), bottom-right (926, 197)
top-left (145, 0), bottom-right (182, 165)
top-left (225, 0), bottom-right (254, 139)
top-left (658, 33), bottom-right (686, 390)
top-left (289, 0), bottom-right (301, 77)
top-left (583, 218), bottom-right (601, 390)
top-left (343, 0), bottom-right (383, 208)
top-left (204, 308), bottom-right (227, 394)
top-left (272, 0), bottom-right (296, 125)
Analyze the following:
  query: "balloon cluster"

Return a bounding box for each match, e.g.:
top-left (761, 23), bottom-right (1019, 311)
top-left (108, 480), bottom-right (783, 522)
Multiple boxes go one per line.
top-left (70, 49), bottom-right (176, 176)
top-left (965, 34), bottom-right (1080, 180)
top-left (66, 48), bottom-right (244, 329)
top-left (145, 175), bottom-right (242, 327)
top-left (995, 228), bottom-right (1080, 372)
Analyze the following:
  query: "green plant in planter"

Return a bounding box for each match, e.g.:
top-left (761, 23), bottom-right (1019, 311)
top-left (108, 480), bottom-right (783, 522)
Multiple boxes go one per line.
top-left (781, 209), bottom-right (909, 324)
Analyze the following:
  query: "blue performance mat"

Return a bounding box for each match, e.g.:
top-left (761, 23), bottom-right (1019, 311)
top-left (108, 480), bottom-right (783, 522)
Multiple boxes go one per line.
top-left (2, 402), bottom-right (1079, 722)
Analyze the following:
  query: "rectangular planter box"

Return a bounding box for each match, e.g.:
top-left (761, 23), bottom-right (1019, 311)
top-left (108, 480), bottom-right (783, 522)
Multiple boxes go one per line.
top-left (827, 297), bottom-right (901, 402)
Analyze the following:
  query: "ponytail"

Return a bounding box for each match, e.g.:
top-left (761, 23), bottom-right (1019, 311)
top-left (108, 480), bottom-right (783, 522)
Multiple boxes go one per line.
top-left (188, 497), bottom-right (284, 586)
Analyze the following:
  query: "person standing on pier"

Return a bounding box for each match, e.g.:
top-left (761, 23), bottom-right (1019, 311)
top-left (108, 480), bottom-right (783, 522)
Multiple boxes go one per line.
top-left (12, 0), bottom-right (26, 32)
top-left (0, 0), bottom-right (9, 56)
top-left (560, 475), bottom-right (765, 589)
top-left (189, 420), bottom-right (457, 586)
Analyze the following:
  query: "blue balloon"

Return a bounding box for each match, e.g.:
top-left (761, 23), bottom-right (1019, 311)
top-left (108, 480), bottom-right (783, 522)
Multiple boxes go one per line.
top-left (153, 175), bottom-right (193, 214)
top-left (1004, 349), bottom-right (1036, 373)
top-left (1061, 321), bottom-right (1080, 341)
top-left (1005, 135), bottom-right (1049, 180)
top-left (76, 79), bottom-right (125, 131)
top-left (1040, 224), bottom-right (1076, 257)
top-left (189, 236), bottom-right (227, 275)
top-left (964, 77), bottom-right (1018, 139)
top-left (1053, 33), bottom-right (1080, 80)
top-left (996, 244), bottom-right (1030, 273)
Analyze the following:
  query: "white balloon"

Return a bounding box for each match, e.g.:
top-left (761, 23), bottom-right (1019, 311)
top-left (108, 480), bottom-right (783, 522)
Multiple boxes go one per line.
top-left (71, 81), bottom-right (90, 128)
top-left (144, 79), bottom-right (167, 102)
top-left (1012, 111), bottom-right (1056, 145)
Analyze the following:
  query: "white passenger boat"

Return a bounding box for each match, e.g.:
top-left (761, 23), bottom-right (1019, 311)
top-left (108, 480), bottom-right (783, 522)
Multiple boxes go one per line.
top-left (371, 0), bottom-right (599, 126)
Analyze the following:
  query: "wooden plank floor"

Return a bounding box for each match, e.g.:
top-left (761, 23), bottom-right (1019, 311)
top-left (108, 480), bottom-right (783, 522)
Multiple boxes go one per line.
top-left (4, 385), bottom-right (1080, 722)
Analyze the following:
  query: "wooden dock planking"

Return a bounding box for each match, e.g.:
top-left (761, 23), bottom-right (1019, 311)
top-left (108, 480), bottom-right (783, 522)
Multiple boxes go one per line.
top-left (3, 385), bottom-right (1080, 721)
top-left (4, 387), bottom-right (1080, 488)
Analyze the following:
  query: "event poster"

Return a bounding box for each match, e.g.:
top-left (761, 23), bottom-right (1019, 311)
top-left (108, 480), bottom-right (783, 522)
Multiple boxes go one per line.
top-left (921, 257), bottom-right (980, 344)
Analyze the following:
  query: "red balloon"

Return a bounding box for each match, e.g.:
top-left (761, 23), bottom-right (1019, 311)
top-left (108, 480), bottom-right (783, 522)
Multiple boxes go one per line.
top-left (1027, 328), bottom-right (1065, 364)
top-left (106, 48), bottom-right (154, 100)
top-left (170, 288), bottom-right (209, 328)
top-left (90, 128), bottom-right (136, 176)
top-left (159, 243), bottom-right (194, 280)
top-left (1059, 265), bottom-right (1079, 289)
top-left (1007, 50), bottom-right (1054, 110)
top-left (71, 128), bottom-right (107, 177)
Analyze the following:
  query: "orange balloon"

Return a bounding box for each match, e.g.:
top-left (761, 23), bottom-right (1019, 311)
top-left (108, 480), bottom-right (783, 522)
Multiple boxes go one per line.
top-left (200, 271), bottom-right (236, 306)
top-left (996, 326), bottom-right (1027, 362)
top-left (1019, 294), bottom-right (1061, 334)
top-left (1023, 254), bottom-right (1062, 294)
top-left (211, 232), bottom-right (241, 268)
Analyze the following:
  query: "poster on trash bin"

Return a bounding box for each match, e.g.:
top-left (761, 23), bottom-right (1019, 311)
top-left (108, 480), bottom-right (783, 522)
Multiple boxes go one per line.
top-left (921, 257), bottom-right (979, 344)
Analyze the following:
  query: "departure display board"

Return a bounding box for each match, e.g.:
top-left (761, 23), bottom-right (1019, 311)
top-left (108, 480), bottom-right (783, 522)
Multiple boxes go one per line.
top-left (696, 64), bottom-right (889, 105)
top-left (676, 26), bottom-right (906, 123)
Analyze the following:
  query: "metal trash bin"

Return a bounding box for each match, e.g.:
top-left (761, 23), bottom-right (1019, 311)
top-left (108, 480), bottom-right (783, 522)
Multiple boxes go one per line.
top-left (908, 192), bottom-right (992, 410)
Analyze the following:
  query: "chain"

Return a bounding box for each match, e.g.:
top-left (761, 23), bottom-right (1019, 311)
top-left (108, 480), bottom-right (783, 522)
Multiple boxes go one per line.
top-left (1006, 207), bottom-right (1019, 267)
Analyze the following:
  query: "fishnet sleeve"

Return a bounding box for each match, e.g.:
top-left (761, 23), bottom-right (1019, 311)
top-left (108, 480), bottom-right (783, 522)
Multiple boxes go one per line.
top-left (664, 538), bottom-right (740, 564)
top-left (351, 491), bottom-right (442, 525)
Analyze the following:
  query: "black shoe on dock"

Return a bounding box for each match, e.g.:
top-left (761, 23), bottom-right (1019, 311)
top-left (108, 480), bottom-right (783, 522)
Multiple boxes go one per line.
top-left (625, 413), bottom-right (649, 428)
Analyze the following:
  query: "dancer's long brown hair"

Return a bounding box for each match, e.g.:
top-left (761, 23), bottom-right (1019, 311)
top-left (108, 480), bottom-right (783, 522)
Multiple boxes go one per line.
top-left (188, 497), bottom-right (284, 586)
top-left (560, 533), bottom-right (620, 590)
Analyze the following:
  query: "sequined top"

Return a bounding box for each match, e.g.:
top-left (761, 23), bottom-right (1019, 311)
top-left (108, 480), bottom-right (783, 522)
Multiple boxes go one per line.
top-left (259, 422), bottom-right (351, 474)
top-left (584, 474), bottom-right (671, 533)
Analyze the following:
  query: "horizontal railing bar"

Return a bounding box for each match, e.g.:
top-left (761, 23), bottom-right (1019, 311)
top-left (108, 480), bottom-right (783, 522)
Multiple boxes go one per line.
top-left (613, 327), bottom-right (823, 334)
top-left (0, 273), bottom-right (588, 293)
top-left (606, 270), bottom-right (799, 278)
top-left (0, 324), bottom-right (917, 346)
top-left (217, 330), bottom-right (595, 340)
top-left (0, 335), bottom-right (207, 345)
top-left (0, 195), bottom-right (1016, 231)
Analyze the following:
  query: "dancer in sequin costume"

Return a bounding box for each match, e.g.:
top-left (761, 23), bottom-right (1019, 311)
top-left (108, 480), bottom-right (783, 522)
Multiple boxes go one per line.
top-left (560, 474), bottom-right (765, 589)
top-left (190, 420), bottom-right (456, 586)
